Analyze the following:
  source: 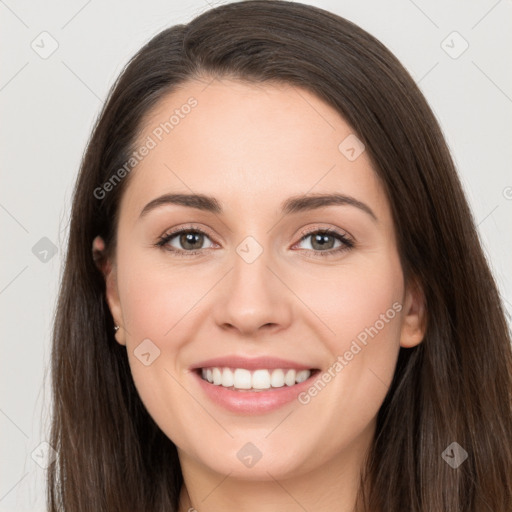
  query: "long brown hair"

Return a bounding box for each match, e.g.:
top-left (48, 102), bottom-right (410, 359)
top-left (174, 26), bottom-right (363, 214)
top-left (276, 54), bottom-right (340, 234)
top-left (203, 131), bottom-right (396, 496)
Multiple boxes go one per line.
top-left (47, 1), bottom-right (512, 510)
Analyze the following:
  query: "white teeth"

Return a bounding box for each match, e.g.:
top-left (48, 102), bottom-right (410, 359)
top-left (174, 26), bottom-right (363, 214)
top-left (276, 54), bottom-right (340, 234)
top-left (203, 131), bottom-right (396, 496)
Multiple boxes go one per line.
top-left (212, 367), bottom-right (222, 385)
top-left (252, 369), bottom-right (271, 390)
top-left (233, 368), bottom-right (252, 389)
top-left (295, 369), bottom-right (311, 383)
top-left (200, 367), bottom-right (312, 390)
top-left (284, 369), bottom-right (296, 386)
top-left (270, 369), bottom-right (285, 388)
top-left (221, 368), bottom-right (234, 387)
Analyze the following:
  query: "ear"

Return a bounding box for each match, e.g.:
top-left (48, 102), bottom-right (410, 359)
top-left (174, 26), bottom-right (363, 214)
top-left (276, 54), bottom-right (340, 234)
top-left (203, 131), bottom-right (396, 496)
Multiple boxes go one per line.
top-left (399, 276), bottom-right (427, 348)
top-left (92, 236), bottom-right (126, 346)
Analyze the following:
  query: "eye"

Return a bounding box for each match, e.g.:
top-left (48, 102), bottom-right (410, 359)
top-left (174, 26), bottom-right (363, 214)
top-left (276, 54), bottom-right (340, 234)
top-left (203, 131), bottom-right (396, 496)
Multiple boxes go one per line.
top-left (293, 227), bottom-right (354, 257)
top-left (155, 225), bottom-right (355, 258)
top-left (155, 225), bottom-right (216, 256)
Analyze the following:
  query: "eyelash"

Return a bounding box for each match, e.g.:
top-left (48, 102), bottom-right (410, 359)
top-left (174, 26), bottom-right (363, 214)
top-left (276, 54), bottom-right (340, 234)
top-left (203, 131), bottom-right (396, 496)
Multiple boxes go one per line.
top-left (155, 224), bottom-right (355, 258)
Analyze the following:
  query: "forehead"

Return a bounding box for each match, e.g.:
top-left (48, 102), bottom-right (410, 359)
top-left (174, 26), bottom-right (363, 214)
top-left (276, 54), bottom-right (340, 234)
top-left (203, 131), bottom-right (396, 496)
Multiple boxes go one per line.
top-left (119, 78), bottom-right (386, 223)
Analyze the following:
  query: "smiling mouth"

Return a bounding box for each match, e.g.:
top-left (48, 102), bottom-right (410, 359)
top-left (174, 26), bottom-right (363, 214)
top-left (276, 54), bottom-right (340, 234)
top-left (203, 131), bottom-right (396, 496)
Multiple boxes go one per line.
top-left (195, 367), bottom-right (321, 392)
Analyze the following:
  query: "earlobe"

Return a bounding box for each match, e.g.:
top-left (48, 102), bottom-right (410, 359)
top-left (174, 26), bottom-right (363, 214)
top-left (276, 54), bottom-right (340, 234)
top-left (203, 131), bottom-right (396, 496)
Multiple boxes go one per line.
top-left (105, 266), bottom-right (127, 347)
top-left (92, 236), bottom-right (126, 346)
top-left (399, 277), bottom-right (427, 348)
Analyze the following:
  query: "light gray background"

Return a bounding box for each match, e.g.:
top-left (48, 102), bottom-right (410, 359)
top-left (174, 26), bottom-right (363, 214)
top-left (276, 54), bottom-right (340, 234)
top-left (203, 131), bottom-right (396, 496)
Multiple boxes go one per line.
top-left (1, 0), bottom-right (511, 510)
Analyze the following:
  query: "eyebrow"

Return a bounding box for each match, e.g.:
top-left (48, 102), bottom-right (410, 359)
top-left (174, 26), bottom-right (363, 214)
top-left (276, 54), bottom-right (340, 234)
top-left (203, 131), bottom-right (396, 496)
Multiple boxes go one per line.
top-left (139, 192), bottom-right (377, 221)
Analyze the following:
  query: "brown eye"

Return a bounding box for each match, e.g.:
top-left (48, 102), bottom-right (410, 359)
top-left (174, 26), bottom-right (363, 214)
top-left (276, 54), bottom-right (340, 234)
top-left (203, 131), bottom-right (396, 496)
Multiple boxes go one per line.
top-left (295, 228), bottom-right (354, 257)
top-left (156, 227), bottom-right (215, 256)
top-left (177, 231), bottom-right (206, 251)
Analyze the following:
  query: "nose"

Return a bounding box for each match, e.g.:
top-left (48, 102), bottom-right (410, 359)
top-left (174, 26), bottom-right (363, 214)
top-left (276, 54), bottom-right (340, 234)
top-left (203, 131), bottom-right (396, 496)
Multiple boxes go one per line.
top-left (211, 244), bottom-right (293, 337)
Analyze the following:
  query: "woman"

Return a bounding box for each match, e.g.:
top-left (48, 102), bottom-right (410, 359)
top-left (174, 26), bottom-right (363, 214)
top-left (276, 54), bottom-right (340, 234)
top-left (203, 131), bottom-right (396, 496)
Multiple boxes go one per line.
top-left (47, 1), bottom-right (512, 511)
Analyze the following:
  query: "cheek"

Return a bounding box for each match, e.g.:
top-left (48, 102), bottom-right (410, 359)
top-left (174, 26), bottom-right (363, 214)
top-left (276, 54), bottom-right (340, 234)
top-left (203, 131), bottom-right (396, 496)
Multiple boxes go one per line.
top-left (116, 250), bottom-right (204, 341)
top-left (292, 253), bottom-right (404, 415)
top-left (294, 252), bottom-right (404, 350)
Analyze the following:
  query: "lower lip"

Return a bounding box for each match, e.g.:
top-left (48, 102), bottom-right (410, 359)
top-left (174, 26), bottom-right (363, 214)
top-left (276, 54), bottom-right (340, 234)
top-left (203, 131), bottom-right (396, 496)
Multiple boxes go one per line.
top-left (191, 369), bottom-right (320, 414)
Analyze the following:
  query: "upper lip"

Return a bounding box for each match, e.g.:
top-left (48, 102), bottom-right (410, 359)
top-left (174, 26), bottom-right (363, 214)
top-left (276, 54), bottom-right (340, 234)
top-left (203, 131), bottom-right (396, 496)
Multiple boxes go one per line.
top-left (190, 355), bottom-right (318, 371)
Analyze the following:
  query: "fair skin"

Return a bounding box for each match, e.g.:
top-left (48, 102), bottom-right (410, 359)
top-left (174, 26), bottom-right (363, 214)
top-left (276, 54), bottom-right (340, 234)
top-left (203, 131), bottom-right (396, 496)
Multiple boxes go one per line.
top-left (93, 78), bottom-right (425, 512)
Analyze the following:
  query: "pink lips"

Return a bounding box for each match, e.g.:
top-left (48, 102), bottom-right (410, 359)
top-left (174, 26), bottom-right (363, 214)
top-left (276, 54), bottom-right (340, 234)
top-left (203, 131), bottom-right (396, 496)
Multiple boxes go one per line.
top-left (189, 355), bottom-right (316, 371)
top-left (189, 355), bottom-right (320, 415)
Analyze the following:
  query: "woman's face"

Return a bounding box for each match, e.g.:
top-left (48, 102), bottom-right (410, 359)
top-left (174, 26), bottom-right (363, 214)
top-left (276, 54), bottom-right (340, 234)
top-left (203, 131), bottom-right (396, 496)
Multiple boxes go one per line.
top-left (99, 78), bottom-right (424, 482)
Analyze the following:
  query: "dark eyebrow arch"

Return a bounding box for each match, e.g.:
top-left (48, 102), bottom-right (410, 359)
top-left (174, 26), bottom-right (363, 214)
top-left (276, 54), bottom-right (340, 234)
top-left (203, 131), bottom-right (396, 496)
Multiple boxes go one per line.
top-left (139, 192), bottom-right (377, 222)
top-left (139, 193), bottom-right (222, 218)
top-left (281, 193), bottom-right (377, 221)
